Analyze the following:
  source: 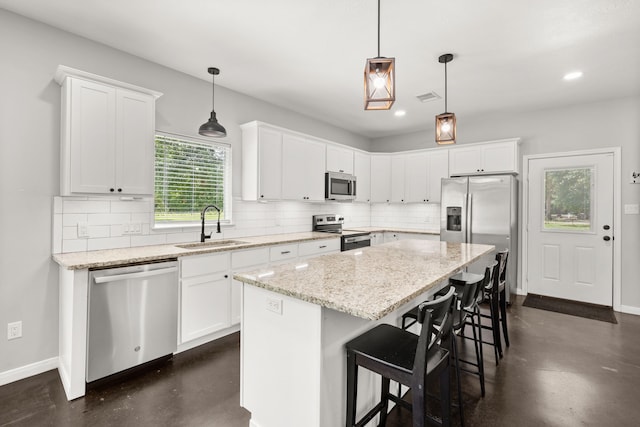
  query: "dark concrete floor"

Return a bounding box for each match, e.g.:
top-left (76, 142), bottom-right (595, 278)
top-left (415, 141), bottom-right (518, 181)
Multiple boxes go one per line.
top-left (2, 296), bottom-right (640, 426)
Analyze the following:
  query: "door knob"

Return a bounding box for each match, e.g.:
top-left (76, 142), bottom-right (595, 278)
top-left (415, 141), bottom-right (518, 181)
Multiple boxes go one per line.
top-left (603, 236), bottom-right (611, 241)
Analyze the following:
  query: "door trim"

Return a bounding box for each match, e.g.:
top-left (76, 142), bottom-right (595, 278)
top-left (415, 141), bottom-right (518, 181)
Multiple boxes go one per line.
top-left (521, 147), bottom-right (621, 311)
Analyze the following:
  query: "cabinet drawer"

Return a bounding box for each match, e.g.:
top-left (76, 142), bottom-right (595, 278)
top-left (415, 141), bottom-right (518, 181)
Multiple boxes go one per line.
top-left (232, 247), bottom-right (269, 269)
top-left (181, 252), bottom-right (230, 278)
top-left (270, 244), bottom-right (298, 263)
top-left (298, 239), bottom-right (340, 257)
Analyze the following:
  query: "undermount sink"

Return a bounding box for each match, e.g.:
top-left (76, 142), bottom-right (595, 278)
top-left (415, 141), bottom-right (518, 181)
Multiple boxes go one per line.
top-left (176, 240), bottom-right (248, 249)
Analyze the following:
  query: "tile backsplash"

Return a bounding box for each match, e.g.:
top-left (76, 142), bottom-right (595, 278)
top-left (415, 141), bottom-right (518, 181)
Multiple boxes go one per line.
top-left (52, 196), bottom-right (440, 253)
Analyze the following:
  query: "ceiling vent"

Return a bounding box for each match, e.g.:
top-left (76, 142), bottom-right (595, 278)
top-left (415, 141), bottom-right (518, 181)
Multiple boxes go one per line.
top-left (416, 91), bottom-right (441, 103)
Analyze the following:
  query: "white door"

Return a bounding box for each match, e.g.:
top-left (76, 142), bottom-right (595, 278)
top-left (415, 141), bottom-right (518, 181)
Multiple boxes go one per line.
top-left (527, 153), bottom-right (614, 306)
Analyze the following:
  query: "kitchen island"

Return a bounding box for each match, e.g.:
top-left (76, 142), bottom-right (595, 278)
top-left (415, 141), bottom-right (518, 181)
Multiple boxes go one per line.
top-left (233, 239), bottom-right (494, 427)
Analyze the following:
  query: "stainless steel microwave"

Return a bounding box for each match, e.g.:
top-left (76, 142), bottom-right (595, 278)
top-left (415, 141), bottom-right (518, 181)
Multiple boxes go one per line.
top-left (325, 172), bottom-right (356, 201)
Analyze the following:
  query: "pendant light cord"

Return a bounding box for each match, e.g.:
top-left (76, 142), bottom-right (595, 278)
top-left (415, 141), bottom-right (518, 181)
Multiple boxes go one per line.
top-left (211, 73), bottom-right (215, 111)
top-left (444, 60), bottom-right (448, 112)
top-left (377, 0), bottom-right (381, 57)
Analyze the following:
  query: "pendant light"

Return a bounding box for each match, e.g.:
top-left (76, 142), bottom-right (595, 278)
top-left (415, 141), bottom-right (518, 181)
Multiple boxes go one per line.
top-left (364, 0), bottom-right (395, 110)
top-left (435, 54), bottom-right (456, 144)
top-left (199, 67), bottom-right (227, 138)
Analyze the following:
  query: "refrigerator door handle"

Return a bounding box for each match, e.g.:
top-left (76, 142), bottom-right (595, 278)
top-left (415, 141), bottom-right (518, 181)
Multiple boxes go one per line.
top-left (467, 193), bottom-right (473, 243)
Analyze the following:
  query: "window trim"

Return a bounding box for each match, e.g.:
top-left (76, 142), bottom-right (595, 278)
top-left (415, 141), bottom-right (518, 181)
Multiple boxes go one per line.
top-left (153, 131), bottom-right (232, 229)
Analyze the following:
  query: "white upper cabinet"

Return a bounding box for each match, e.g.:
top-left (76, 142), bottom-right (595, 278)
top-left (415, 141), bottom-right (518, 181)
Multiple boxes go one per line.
top-left (242, 123), bottom-right (283, 201)
top-left (448, 139), bottom-right (519, 176)
top-left (425, 149), bottom-right (449, 203)
top-left (390, 154), bottom-right (406, 203)
top-left (56, 66), bottom-right (161, 196)
top-left (404, 152), bottom-right (428, 203)
top-left (282, 134), bottom-right (326, 201)
top-left (326, 145), bottom-right (354, 174)
top-left (354, 151), bottom-right (371, 203)
top-left (370, 155), bottom-right (391, 203)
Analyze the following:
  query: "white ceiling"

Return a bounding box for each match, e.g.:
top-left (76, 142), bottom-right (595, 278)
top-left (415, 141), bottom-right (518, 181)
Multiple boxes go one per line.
top-left (2, 0), bottom-right (639, 138)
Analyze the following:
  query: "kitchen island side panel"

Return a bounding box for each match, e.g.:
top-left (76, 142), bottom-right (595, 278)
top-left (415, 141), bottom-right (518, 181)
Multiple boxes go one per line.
top-left (242, 284), bottom-right (322, 427)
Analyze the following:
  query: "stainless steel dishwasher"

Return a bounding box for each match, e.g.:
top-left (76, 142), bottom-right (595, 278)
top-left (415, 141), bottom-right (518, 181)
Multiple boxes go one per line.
top-left (87, 260), bottom-right (178, 382)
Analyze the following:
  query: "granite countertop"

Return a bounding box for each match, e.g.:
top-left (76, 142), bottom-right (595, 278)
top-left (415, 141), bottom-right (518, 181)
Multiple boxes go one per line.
top-left (344, 227), bottom-right (439, 235)
top-left (53, 232), bottom-right (339, 270)
top-left (233, 240), bottom-right (494, 320)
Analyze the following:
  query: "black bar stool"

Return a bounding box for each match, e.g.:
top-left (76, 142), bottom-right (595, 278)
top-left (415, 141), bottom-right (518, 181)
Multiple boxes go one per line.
top-left (345, 287), bottom-right (456, 427)
top-left (494, 250), bottom-right (510, 349)
top-left (452, 263), bottom-right (495, 397)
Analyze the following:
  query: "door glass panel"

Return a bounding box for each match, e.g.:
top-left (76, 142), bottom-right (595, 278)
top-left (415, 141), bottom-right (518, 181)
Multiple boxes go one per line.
top-left (543, 168), bottom-right (592, 231)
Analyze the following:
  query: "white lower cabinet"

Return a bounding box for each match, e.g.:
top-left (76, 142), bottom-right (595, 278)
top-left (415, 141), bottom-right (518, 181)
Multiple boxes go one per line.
top-left (370, 232), bottom-right (384, 246)
top-left (298, 239), bottom-right (340, 260)
top-left (180, 252), bottom-right (231, 344)
top-left (269, 243), bottom-right (299, 265)
top-left (231, 248), bottom-right (269, 325)
top-left (179, 238), bottom-right (339, 345)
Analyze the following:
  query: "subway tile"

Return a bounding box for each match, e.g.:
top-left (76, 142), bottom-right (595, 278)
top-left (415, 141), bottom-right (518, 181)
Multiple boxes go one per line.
top-left (88, 237), bottom-right (131, 251)
top-left (131, 234), bottom-right (167, 247)
top-left (62, 213), bottom-right (88, 227)
top-left (110, 200), bottom-right (152, 213)
top-left (88, 225), bottom-right (110, 239)
top-left (88, 213), bottom-right (130, 225)
top-left (52, 214), bottom-right (62, 253)
top-left (63, 226), bottom-right (78, 240)
top-left (111, 224), bottom-right (124, 237)
top-left (63, 200), bottom-right (110, 214)
top-left (62, 239), bottom-right (88, 253)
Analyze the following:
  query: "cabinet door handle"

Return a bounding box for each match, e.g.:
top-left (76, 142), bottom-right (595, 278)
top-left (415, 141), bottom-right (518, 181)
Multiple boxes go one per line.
top-left (117, 188), bottom-right (122, 192)
top-left (224, 274), bottom-right (229, 278)
top-left (110, 188), bottom-right (115, 192)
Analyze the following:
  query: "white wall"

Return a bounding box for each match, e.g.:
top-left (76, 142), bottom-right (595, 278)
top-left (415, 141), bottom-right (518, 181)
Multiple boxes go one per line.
top-left (371, 96), bottom-right (640, 310)
top-left (0, 9), bottom-right (370, 375)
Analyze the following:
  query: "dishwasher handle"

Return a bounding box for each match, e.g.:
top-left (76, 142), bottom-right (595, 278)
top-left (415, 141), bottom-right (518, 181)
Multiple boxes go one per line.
top-left (93, 266), bottom-right (178, 284)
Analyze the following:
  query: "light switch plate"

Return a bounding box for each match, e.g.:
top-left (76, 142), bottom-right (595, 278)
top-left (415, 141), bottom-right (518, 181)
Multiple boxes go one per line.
top-left (624, 204), bottom-right (639, 215)
top-left (77, 222), bottom-right (89, 238)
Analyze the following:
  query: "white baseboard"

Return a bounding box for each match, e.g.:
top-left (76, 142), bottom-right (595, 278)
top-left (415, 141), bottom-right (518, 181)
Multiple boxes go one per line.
top-left (0, 357), bottom-right (58, 387)
top-left (618, 305), bottom-right (640, 316)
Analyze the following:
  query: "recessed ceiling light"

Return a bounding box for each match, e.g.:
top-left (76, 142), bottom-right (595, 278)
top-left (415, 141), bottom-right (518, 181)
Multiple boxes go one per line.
top-left (563, 71), bottom-right (583, 81)
top-left (394, 110), bottom-right (406, 117)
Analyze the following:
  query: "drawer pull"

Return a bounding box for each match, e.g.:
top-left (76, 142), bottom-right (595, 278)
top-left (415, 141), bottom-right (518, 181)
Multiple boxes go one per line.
top-left (281, 251), bottom-right (291, 254)
top-left (319, 245), bottom-right (327, 249)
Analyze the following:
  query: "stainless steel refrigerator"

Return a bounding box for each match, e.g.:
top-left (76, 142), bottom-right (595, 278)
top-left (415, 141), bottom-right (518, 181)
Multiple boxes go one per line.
top-left (440, 174), bottom-right (518, 301)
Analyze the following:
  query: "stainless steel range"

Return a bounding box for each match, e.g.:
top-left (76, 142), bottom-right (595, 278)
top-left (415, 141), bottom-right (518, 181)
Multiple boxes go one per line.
top-left (312, 214), bottom-right (371, 252)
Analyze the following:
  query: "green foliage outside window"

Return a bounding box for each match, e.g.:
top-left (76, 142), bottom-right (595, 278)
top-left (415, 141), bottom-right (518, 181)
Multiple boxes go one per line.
top-left (155, 134), bottom-right (230, 224)
top-left (544, 168), bottom-right (591, 231)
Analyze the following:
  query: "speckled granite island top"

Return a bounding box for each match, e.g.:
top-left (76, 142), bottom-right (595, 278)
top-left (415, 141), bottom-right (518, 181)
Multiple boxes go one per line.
top-left (234, 240), bottom-right (493, 320)
top-left (53, 232), bottom-right (338, 270)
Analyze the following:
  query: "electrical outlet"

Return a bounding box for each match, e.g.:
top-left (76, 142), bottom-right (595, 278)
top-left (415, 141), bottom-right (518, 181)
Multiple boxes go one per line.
top-left (7, 321), bottom-right (22, 340)
top-left (123, 223), bottom-right (142, 235)
top-left (77, 222), bottom-right (89, 238)
top-left (266, 297), bottom-right (283, 315)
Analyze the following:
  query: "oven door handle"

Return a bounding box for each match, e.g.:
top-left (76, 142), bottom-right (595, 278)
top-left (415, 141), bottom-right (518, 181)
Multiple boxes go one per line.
top-left (344, 235), bottom-right (371, 244)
